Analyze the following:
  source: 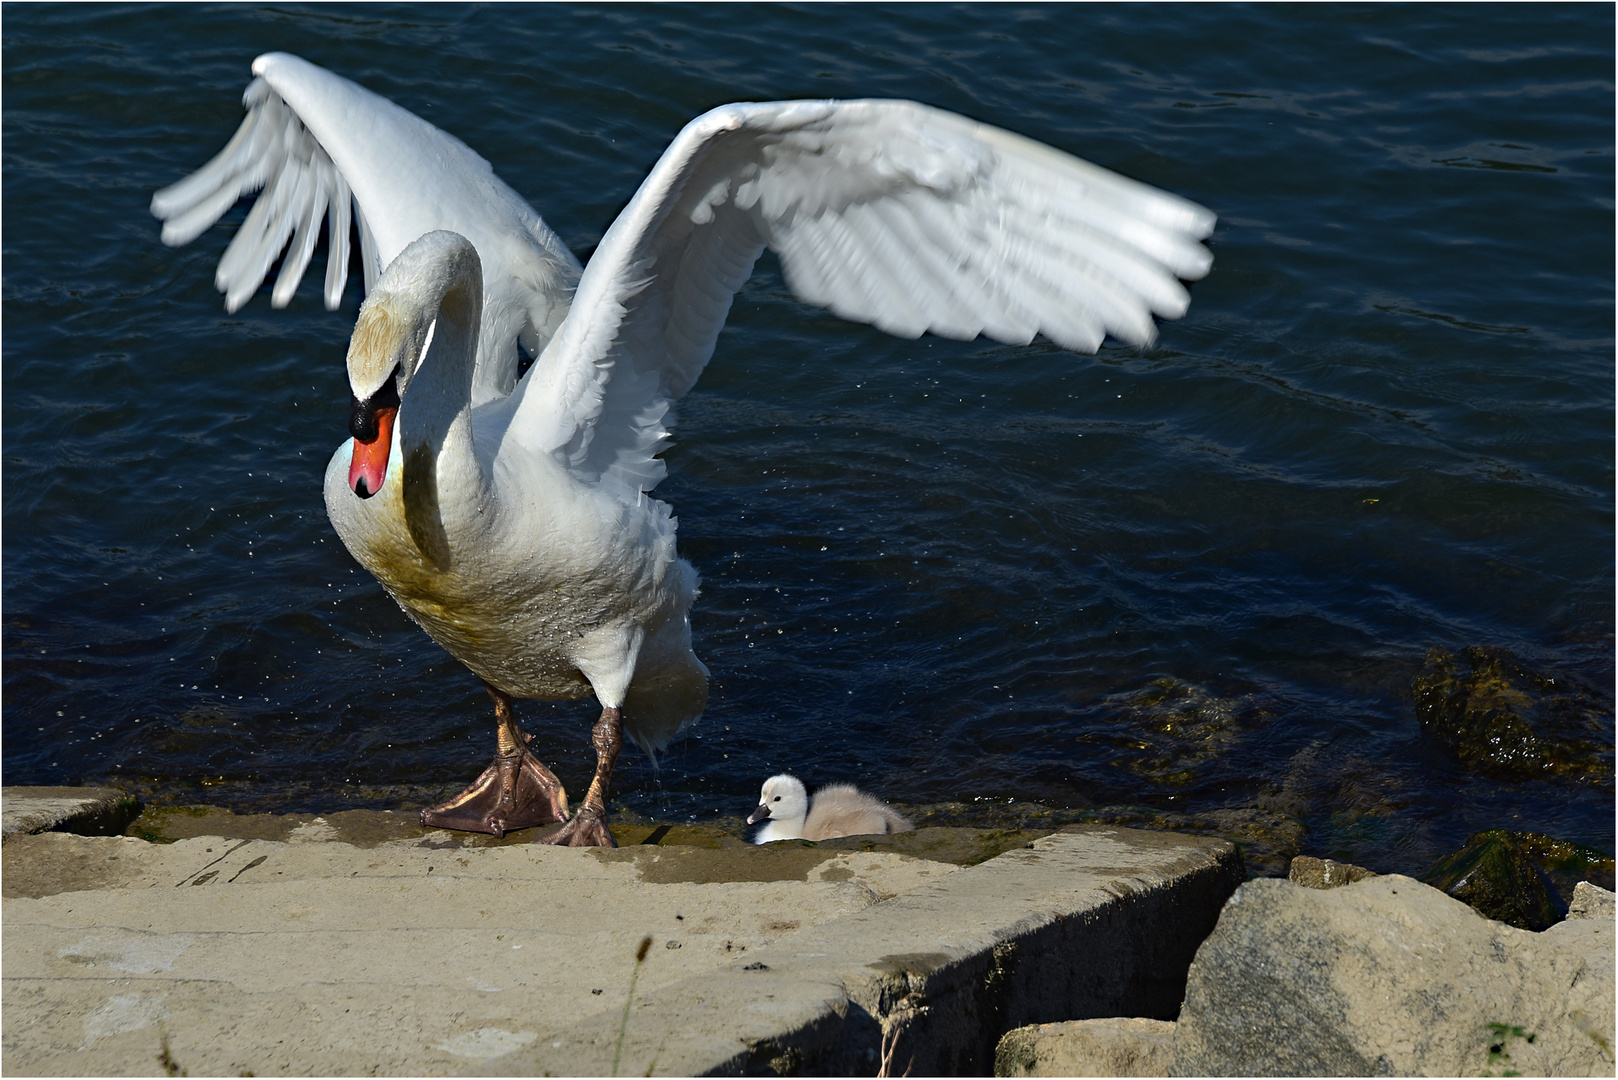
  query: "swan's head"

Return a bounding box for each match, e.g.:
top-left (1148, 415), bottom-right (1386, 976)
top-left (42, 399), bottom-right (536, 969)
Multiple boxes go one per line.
top-left (344, 231), bottom-right (481, 499)
top-left (747, 774), bottom-right (808, 826)
top-left (345, 296), bottom-right (407, 499)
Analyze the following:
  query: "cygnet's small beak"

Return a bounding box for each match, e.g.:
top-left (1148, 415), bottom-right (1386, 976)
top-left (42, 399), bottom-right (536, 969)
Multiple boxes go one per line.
top-left (746, 803), bottom-right (771, 825)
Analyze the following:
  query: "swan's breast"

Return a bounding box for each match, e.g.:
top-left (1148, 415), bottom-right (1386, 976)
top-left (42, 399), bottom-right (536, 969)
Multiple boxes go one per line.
top-left (323, 440), bottom-right (597, 698)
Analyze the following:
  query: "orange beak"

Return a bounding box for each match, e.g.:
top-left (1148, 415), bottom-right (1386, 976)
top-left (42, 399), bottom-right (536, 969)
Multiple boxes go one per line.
top-left (348, 406), bottom-right (396, 499)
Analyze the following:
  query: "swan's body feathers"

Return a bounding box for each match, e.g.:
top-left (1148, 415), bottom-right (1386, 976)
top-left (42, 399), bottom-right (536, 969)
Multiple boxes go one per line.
top-left (319, 232), bottom-right (707, 759)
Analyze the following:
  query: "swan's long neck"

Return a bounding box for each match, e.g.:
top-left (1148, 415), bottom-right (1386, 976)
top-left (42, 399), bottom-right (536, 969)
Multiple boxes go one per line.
top-left (347, 231), bottom-right (488, 569)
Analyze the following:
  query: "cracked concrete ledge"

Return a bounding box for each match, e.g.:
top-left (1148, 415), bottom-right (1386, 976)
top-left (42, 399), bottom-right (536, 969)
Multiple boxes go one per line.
top-left (1, 787), bottom-right (141, 843)
top-left (470, 827), bottom-right (1242, 1076)
top-left (2, 815), bottom-right (1239, 1076)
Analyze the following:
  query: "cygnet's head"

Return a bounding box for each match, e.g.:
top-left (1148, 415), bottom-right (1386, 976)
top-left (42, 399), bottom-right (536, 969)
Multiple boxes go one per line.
top-left (747, 774), bottom-right (808, 826)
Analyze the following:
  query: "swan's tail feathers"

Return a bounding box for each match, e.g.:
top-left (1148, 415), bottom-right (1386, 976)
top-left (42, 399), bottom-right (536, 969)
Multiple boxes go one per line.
top-left (150, 78), bottom-right (360, 314)
top-left (621, 652), bottom-right (709, 762)
top-left (621, 585), bottom-right (708, 761)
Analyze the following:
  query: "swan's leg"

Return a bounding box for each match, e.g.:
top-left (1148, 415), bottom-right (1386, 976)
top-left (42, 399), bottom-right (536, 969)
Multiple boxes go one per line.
top-left (539, 705), bottom-right (621, 847)
top-left (420, 684), bottom-right (571, 837)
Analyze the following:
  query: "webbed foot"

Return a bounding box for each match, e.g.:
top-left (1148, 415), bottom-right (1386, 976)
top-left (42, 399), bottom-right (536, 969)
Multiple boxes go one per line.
top-left (540, 805), bottom-right (616, 847)
top-left (537, 704), bottom-right (623, 847)
top-left (421, 737), bottom-right (570, 838)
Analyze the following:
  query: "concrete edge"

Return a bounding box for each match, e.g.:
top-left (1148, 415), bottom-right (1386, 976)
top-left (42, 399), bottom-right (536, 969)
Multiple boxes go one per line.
top-left (1, 787), bottom-right (140, 843)
top-left (468, 824), bottom-right (1245, 1076)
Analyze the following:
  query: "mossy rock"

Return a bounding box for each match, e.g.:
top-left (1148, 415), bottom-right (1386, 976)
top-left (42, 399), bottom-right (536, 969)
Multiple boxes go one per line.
top-left (1421, 829), bottom-right (1615, 931)
top-left (911, 799), bottom-right (1292, 876)
top-left (609, 821), bottom-right (749, 849)
top-left (805, 825), bottom-right (1057, 866)
top-left (1412, 646), bottom-right (1612, 783)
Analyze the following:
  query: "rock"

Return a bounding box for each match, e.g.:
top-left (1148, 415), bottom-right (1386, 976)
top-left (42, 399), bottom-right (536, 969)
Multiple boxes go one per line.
top-left (800, 826), bottom-right (1063, 866)
top-left (1171, 874), bottom-right (1614, 1076)
top-left (1032, 805), bottom-right (1302, 878)
top-left (1288, 855), bottom-right (1376, 889)
top-left (1411, 646), bottom-right (1612, 783)
top-left (1, 787), bottom-right (140, 843)
top-left (1422, 831), bottom-right (1564, 930)
top-left (1421, 829), bottom-right (1614, 931)
top-left (995, 1017), bottom-right (1174, 1077)
top-left (1569, 881), bottom-right (1615, 921)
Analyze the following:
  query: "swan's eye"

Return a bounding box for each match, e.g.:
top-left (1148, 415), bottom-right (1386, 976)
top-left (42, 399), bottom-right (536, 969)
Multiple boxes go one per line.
top-left (772, 796), bottom-right (781, 802)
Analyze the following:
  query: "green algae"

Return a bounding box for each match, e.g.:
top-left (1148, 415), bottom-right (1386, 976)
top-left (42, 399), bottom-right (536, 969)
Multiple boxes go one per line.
top-left (1412, 647), bottom-right (1612, 784)
top-left (1421, 829), bottom-right (1615, 931)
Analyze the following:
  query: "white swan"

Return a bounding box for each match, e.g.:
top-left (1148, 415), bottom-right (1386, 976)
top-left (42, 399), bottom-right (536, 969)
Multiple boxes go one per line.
top-left (151, 53), bottom-right (1215, 847)
top-left (748, 774), bottom-right (914, 843)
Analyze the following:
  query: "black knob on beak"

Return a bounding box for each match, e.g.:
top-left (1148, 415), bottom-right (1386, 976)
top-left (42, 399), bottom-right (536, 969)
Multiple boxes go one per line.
top-left (350, 373), bottom-right (401, 441)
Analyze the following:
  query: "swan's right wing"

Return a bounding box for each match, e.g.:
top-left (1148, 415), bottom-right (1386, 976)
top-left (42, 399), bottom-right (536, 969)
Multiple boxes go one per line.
top-left (151, 53), bottom-right (580, 404)
top-left (509, 98), bottom-right (1214, 499)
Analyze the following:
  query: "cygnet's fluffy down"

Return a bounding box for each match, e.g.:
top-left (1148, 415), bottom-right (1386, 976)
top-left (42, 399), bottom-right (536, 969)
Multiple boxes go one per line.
top-left (747, 774), bottom-right (914, 844)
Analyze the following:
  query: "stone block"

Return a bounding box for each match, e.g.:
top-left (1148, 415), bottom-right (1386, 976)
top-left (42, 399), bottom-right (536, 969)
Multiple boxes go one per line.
top-left (1288, 855), bottom-right (1376, 889)
top-left (1569, 881), bottom-right (1615, 921)
top-left (473, 824), bottom-right (1243, 1076)
top-left (1, 822), bottom-right (1241, 1077)
top-left (1, 787), bottom-right (139, 843)
top-left (996, 1017), bottom-right (1175, 1077)
top-left (1171, 874), bottom-right (1615, 1076)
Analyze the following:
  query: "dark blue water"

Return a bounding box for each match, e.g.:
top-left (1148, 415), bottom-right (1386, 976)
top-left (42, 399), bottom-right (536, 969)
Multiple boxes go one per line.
top-left (4, 4), bottom-right (1612, 872)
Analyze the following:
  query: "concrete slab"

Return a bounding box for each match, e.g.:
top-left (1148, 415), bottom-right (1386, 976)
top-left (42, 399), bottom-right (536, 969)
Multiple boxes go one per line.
top-left (469, 825), bottom-right (1242, 1076)
top-left (2, 828), bottom-right (955, 1075)
top-left (2, 787), bottom-right (140, 843)
top-left (2, 820), bottom-right (1240, 1076)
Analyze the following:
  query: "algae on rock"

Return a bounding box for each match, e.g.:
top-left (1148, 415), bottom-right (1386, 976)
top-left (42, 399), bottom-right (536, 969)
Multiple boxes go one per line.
top-left (1422, 829), bottom-right (1615, 931)
top-left (1412, 646), bottom-right (1612, 783)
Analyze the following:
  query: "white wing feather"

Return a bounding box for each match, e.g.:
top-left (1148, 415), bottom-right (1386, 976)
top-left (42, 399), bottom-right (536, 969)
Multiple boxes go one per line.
top-left (150, 53), bottom-right (582, 406)
top-left (510, 99), bottom-right (1215, 498)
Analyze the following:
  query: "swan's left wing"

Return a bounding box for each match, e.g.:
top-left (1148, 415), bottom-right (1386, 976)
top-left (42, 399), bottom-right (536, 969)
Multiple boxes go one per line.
top-left (509, 99), bottom-right (1215, 498)
top-left (150, 69), bottom-right (371, 312)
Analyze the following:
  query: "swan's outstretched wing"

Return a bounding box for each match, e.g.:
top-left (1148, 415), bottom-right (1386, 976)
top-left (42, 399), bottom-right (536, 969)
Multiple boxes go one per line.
top-left (150, 52), bottom-right (580, 405)
top-left (510, 98), bottom-right (1214, 497)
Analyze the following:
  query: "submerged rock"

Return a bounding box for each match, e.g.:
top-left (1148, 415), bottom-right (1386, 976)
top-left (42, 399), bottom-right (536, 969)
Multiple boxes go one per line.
top-left (1171, 875), bottom-right (1615, 1076)
top-left (1412, 646), bottom-right (1612, 783)
top-left (1422, 829), bottom-right (1615, 931)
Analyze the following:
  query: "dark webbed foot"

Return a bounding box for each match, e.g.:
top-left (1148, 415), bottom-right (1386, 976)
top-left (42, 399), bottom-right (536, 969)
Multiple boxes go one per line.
top-left (420, 742), bottom-right (570, 837)
top-left (420, 684), bottom-right (570, 838)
